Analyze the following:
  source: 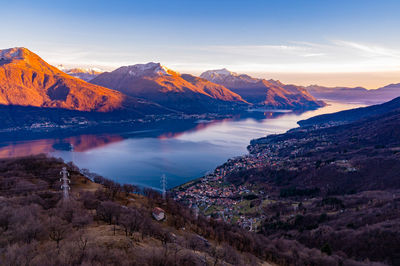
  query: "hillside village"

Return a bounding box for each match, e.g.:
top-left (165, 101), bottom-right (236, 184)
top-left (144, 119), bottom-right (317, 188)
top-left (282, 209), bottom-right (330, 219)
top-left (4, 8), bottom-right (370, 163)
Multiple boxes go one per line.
top-left (172, 117), bottom-right (388, 231)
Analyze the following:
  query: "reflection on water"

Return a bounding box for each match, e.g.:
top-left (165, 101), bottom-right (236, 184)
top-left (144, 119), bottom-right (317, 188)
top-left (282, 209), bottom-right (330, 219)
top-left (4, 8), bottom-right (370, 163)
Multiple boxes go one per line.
top-left (0, 135), bottom-right (124, 158)
top-left (0, 102), bottom-right (364, 189)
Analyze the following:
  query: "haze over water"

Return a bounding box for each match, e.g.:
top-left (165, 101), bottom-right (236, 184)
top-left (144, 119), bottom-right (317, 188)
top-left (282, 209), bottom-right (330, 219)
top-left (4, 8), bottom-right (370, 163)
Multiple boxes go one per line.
top-left (0, 102), bottom-right (362, 190)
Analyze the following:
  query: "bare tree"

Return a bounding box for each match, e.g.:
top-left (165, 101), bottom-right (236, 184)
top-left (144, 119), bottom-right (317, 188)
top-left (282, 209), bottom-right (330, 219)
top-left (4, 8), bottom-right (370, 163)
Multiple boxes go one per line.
top-left (21, 216), bottom-right (45, 244)
top-left (3, 242), bottom-right (38, 266)
top-left (48, 217), bottom-right (69, 248)
top-left (72, 231), bottom-right (90, 264)
top-left (96, 201), bottom-right (120, 225)
top-left (72, 210), bottom-right (93, 229)
top-left (0, 203), bottom-right (12, 231)
top-left (80, 191), bottom-right (99, 210)
top-left (120, 208), bottom-right (143, 237)
top-left (168, 243), bottom-right (184, 265)
top-left (209, 246), bottom-right (224, 266)
top-left (187, 235), bottom-right (206, 252)
top-left (103, 179), bottom-right (122, 200)
top-left (122, 184), bottom-right (138, 196)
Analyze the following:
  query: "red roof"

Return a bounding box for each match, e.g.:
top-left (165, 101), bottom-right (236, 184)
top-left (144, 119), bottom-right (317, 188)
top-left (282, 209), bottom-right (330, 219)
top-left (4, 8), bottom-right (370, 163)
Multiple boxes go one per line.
top-left (152, 207), bottom-right (165, 215)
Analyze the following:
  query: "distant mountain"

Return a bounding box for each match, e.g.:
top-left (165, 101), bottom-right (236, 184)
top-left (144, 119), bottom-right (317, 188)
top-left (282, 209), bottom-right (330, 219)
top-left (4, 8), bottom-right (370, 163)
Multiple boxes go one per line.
top-left (373, 83), bottom-right (400, 100)
top-left (91, 63), bottom-right (247, 113)
top-left (298, 95), bottom-right (400, 127)
top-left (306, 85), bottom-right (369, 102)
top-left (0, 47), bottom-right (168, 115)
top-left (58, 65), bottom-right (103, 81)
top-left (306, 83), bottom-right (400, 104)
top-left (200, 68), bottom-right (324, 109)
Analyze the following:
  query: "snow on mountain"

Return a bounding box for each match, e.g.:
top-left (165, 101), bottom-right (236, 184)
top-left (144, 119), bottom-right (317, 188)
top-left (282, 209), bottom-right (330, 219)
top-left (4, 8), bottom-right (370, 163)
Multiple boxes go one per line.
top-left (0, 47), bottom-right (23, 60)
top-left (57, 65), bottom-right (104, 81)
top-left (207, 68), bottom-right (236, 76)
top-left (200, 68), bottom-right (259, 86)
top-left (56, 64), bottom-right (67, 71)
top-left (200, 68), bottom-right (236, 79)
top-left (114, 62), bottom-right (177, 78)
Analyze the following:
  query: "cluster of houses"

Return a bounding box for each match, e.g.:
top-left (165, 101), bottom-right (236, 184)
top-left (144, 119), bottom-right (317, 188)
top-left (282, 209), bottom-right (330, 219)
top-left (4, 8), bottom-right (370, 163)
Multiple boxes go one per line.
top-left (332, 159), bottom-right (358, 172)
top-left (173, 174), bottom-right (267, 230)
top-left (247, 133), bottom-right (339, 171)
top-left (173, 126), bottom-right (358, 230)
top-left (236, 216), bottom-right (263, 232)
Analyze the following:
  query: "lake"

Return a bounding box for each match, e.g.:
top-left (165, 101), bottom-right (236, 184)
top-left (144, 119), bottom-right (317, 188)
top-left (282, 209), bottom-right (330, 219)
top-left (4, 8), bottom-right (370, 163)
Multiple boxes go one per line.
top-left (0, 102), bottom-right (363, 190)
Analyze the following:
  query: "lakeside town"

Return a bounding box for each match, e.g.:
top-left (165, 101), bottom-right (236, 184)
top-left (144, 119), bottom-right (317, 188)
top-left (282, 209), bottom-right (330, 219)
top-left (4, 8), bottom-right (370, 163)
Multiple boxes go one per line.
top-left (0, 112), bottom-right (239, 134)
top-left (172, 124), bottom-right (360, 230)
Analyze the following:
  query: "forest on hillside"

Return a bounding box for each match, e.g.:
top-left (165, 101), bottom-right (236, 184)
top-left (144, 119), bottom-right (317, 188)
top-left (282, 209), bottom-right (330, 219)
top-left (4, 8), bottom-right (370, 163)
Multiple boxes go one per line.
top-left (0, 155), bottom-right (377, 266)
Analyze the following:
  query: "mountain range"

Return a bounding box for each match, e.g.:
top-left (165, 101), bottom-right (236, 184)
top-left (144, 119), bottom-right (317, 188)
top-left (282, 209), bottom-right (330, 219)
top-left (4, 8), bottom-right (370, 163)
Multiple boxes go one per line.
top-left (298, 94), bottom-right (400, 127)
top-left (0, 47), bottom-right (168, 115)
top-left (0, 47), bottom-right (325, 119)
top-left (5, 46), bottom-right (400, 132)
top-left (200, 68), bottom-right (325, 109)
top-left (90, 63), bottom-right (247, 113)
top-left (58, 65), bottom-right (102, 81)
top-left (306, 83), bottom-right (400, 104)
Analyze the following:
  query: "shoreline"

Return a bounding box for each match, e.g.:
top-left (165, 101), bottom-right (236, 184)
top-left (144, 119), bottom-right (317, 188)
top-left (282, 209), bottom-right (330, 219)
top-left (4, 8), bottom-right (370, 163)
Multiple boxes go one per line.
top-left (1, 103), bottom-right (355, 191)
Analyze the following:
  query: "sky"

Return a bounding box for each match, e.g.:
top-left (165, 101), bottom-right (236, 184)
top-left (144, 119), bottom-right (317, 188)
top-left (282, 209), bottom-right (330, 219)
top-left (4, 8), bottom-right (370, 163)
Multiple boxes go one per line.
top-left (1, 0), bottom-right (400, 89)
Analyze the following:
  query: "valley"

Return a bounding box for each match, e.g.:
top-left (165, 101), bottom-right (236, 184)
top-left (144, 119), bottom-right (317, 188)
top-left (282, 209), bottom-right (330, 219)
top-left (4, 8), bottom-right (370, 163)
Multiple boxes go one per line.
top-left (2, 1), bottom-right (400, 265)
top-left (1, 46), bottom-right (399, 265)
top-left (173, 96), bottom-right (400, 264)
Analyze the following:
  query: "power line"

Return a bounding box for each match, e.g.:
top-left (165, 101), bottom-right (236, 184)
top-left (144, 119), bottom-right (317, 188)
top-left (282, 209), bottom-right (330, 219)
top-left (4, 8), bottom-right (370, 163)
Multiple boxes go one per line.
top-left (59, 167), bottom-right (70, 202)
top-left (160, 174), bottom-right (167, 200)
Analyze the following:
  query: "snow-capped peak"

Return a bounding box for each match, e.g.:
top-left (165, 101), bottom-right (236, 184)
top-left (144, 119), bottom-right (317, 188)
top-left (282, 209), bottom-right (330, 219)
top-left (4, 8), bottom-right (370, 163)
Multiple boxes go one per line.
top-left (68, 67), bottom-right (103, 75)
top-left (200, 68), bottom-right (237, 79)
top-left (213, 68), bottom-right (237, 76)
top-left (0, 47), bottom-right (29, 60)
top-left (117, 62), bottom-right (174, 77)
top-left (200, 68), bottom-right (261, 85)
top-left (56, 64), bottom-right (66, 71)
top-left (55, 65), bottom-right (104, 81)
top-left (57, 65), bottom-right (104, 74)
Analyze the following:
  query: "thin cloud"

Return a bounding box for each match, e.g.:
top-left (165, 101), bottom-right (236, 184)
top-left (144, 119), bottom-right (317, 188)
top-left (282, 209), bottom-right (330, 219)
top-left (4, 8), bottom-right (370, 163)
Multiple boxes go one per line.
top-left (301, 53), bottom-right (326, 57)
top-left (333, 40), bottom-right (400, 58)
top-left (45, 40), bottom-right (400, 74)
top-left (197, 44), bottom-right (309, 56)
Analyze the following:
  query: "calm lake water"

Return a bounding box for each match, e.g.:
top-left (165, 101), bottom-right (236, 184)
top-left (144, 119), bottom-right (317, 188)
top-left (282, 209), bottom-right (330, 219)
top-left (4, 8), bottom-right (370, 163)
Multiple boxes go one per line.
top-left (0, 102), bottom-right (363, 189)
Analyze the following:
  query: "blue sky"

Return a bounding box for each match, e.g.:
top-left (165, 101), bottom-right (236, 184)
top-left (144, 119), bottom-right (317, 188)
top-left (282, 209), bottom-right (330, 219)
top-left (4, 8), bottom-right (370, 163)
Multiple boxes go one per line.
top-left (1, 0), bottom-right (400, 88)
